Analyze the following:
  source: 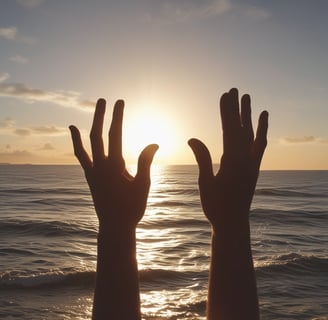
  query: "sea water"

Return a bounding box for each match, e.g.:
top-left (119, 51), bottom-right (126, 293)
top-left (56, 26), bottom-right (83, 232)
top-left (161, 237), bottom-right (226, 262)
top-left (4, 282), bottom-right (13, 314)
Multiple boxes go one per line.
top-left (0, 165), bottom-right (327, 319)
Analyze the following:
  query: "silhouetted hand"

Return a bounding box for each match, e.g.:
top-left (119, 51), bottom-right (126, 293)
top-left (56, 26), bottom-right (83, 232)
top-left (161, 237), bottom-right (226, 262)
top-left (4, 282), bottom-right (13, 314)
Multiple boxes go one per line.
top-left (189, 88), bottom-right (268, 320)
top-left (69, 99), bottom-right (158, 231)
top-left (189, 88), bottom-right (268, 233)
top-left (69, 98), bottom-right (158, 319)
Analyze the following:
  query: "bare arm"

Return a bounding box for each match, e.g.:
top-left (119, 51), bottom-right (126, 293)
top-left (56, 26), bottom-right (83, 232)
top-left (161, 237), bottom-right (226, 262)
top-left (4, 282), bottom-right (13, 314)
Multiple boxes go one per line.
top-left (69, 99), bottom-right (158, 319)
top-left (189, 88), bottom-right (268, 320)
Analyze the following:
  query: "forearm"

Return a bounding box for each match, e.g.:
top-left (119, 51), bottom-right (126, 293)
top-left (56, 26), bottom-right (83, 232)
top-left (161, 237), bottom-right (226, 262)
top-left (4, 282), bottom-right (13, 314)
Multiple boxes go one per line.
top-left (207, 216), bottom-right (259, 320)
top-left (93, 225), bottom-right (141, 320)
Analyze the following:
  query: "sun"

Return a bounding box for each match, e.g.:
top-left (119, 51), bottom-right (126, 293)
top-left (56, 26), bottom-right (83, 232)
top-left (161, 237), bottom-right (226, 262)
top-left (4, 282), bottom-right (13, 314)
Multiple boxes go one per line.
top-left (123, 106), bottom-right (179, 164)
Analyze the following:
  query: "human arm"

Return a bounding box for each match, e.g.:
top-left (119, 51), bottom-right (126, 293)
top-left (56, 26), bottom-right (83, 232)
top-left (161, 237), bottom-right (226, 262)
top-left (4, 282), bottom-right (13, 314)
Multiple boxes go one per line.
top-left (188, 88), bottom-right (268, 320)
top-left (69, 99), bottom-right (158, 319)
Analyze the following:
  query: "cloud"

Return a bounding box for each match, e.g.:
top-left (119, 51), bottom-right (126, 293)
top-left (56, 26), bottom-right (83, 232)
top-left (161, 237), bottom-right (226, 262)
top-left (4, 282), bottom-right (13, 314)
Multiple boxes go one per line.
top-left (145, 0), bottom-right (232, 23)
top-left (39, 143), bottom-right (55, 151)
top-left (144, 0), bottom-right (270, 23)
top-left (240, 5), bottom-right (271, 20)
top-left (0, 118), bottom-right (67, 137)
top-left (283, 136), bottom-right (328, 144)
top-left (0, 149), bottom-right (33, 161)
top-left (16, 0), bottom-right (44, 8)
top-left (0, 77), bottom-right (94, 110)
top-left (0, 117), bottom-right (15, 128)
top-left (10, 55), bottom-right (29, 64)
top-left (0, 73), bottom-right (10, 82)
top-left (284, 136), bottom-right (316, 143)
top-left (14, 128), bottom-right (31, 137)
top-left (13, 126), bottom-right (66, 137)
top-left (30, 125), bottom-right (66, 135)
top-left (0, 27), bottom-right (36, 44)
top-left (0, 148), bottom-right (72, 164)
top-left (318, 138), bottom-right (328, 144)
top-left (0, 27), bottom-right (18, 40)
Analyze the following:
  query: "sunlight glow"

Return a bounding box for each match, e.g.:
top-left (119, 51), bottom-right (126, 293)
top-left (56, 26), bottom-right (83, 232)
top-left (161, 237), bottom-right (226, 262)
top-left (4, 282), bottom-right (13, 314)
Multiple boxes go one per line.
top-left (124, 105), bottom-right (180, 164)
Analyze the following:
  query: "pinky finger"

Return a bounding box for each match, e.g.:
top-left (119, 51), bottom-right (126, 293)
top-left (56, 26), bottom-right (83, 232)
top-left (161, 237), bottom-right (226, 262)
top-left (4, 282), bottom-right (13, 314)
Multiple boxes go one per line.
top-left (69, 126), bottom-right (92, 171)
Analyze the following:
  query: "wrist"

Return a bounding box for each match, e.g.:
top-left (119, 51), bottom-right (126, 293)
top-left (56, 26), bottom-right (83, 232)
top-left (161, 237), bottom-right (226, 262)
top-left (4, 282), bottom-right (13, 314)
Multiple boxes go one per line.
top-left (211, 212), bottom-right (251, 246)
top-left (98, 223), bottom-right (136, 238)
top-left (97, 224), bottom-right (137, 259)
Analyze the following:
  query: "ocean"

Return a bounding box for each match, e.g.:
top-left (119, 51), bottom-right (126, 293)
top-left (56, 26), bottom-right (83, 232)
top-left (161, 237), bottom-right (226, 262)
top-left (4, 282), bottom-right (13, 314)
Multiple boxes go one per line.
top-left (0, 165), bottom-right (327, 320)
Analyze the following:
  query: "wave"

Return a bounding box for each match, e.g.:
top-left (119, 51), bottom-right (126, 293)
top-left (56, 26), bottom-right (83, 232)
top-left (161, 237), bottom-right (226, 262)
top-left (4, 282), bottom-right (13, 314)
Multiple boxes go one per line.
top-left (251, 208), bottom-right (327, 221)
top-left (0, 186), bottom-right (89, 196)
top-left (0, 269), bottom-right (95, 290)
top-left (255, 188), bottom-right (324, 198)
top-left (0, 268), bottom-right (207, 291)
top-left (140, 218), bottom-right (209, 229)
top-left (2, 254), bottom-right (325, 291)
top-left (159, 188), bottom-right (199, 196)
top-left (154, 200), bottom-right (199, 208)
top-left (0, 220), bottom-right (96, 238)
top-left (256, 253), bottom-right (328, 276)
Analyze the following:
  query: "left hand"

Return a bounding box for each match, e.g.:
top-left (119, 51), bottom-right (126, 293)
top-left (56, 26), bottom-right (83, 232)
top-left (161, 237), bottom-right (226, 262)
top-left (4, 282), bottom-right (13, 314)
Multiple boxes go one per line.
top-left (69, 99), bottom-right (158, 231)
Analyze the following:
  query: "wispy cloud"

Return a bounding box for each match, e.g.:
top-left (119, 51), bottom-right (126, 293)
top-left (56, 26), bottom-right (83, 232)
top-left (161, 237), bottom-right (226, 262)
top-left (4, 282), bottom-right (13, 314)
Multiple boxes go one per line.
top-left (240, 5), bottom-right (271, 20)
top-left (0, 149), bottom-right (33, 159)
top-left (145, 0), bottom-right (232, 23)
top-left (0, 117), bottom-right (15, 128)
top-left (39, 143), bottom-right (55, 151)
top-left (282, 136), bottom-right (328, 144)
top-left (14, 128), bottom-right (31, 137)
top-left (0, 117), bottom-right (67, 137)
top-left (0, 148), bottom-right (72, 164)
top-left (0, 149), bottom-right (52, 164)
top-left (16, 0), bottom-right (44, 8)
top-left (0, 74), bottom-right (94, 110)
top-left (0, 27), bottom-right (18, 40)
top-left (14, 125), bottom-right (67, 137)
top-left (0, 73), bottom-right (10, 82)
top-left (144, 0), bottom-right (270, 23)
top-left (31, 126), bottom-right (65, 134)
top-left (10, 54), bottom-right (29, 64)
top-left (0, 26), bottom-right (36, 44)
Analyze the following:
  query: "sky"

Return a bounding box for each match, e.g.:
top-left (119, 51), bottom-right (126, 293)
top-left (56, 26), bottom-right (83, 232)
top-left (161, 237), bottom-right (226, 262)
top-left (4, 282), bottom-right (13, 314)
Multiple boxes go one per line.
top-left (0, 0), bottom-right (327, 169)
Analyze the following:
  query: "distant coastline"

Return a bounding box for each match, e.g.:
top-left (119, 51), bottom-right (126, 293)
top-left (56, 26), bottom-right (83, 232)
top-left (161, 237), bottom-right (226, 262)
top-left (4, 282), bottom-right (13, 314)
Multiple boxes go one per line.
top-left (0, 163), bottom-right (327, 171)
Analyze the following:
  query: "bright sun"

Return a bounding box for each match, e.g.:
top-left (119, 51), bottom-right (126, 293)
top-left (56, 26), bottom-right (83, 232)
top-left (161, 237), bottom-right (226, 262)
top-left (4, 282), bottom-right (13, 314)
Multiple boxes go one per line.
top-left (123, 107), bottom-right (179, 164)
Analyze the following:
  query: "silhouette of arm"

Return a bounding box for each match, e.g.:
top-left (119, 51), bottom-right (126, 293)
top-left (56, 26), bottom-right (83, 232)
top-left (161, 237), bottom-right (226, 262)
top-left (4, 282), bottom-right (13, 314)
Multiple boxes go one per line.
top-left (189, 88), bottom-right (268, 320)
top-left (69, 99), bottom-right (158, 320)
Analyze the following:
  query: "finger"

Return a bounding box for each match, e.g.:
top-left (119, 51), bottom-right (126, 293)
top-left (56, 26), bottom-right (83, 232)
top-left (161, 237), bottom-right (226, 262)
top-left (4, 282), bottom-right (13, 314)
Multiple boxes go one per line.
top-left (90, 99), bottom-right (106, 164)
top-left (188, 138), bottom-right (214, 181)
top-left (220, 92), bottom-right (232, 132)
top-left (108, 100), bottom-right (124, 161)
top-left (220, 92), bottom-right (235, 155)
top-left (135, 144), bottom-right (159, 183)
top-left (241, 94), bottom-right (254, 143)
top-left (69, 125), bottom-right (92, 171)
top-left (229, 88), bottom-right (241, 128)
top-left (253, 111), bottom-right (269, 167)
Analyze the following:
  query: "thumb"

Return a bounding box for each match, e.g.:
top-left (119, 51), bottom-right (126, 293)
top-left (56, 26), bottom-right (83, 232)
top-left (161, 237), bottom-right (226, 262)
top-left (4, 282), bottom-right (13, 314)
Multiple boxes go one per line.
top-left (135, 144), bottom-right (159, 182)
top-left (188, 138), bottom-right (214, 181)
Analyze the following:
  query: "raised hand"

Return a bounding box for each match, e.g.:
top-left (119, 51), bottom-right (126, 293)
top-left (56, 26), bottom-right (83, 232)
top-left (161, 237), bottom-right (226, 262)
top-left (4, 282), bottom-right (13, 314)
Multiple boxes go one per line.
top-left (69, 98), bottom-right (158, 320)
top-left (188, 88), bottom-right (268, 233)
top-left (69, 98), bottom-right (158, 230)
top-left (189, 88), bottom-right (268, 320)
